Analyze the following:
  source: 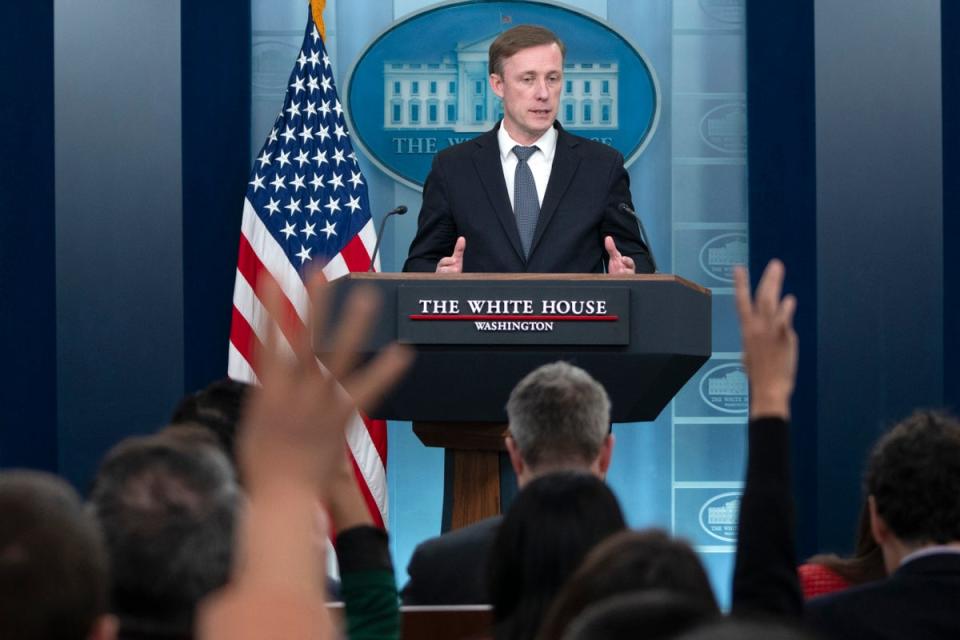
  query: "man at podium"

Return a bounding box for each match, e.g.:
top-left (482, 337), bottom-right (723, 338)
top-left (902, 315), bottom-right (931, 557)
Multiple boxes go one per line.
top-left (403, 25), bottom-right (654, 275)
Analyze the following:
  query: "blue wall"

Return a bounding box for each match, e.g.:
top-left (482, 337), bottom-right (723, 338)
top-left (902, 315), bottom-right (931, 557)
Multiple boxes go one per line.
top-left (943, 0), bottom-right (960, 413)
top-left (0, 1), bottom-right (249, 491)
top-left (0, 2), bottom-right (58, 472)
top-left (54, 0), bottom-right (185, 490)
top-left (745, 0), bottom-right (818, 556)
top-left (748, 0), bottom-right (947, 556)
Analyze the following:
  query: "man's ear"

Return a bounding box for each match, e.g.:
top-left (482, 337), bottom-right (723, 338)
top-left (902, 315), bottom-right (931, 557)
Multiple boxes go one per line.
top-left (868, 495), bottom-right (890, 545)
top-left (594, 433), bottom-right (615, 478)
top-left (505, 435), bottom-right (525, 479)
top-left (489, 73), bottom-right (505, 99)
top-left (88, 614), bottom-right (118, 640)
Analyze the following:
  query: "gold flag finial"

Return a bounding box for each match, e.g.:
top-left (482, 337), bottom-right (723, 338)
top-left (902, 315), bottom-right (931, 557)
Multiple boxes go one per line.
top-left (310, 0), bottom-right (326, 42)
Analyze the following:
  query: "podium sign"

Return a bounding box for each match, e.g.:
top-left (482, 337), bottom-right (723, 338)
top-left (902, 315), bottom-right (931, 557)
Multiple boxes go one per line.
top-left (397, 284), bottom-right (630, 346)
top-left (325, 273), bottom-right (711, 424)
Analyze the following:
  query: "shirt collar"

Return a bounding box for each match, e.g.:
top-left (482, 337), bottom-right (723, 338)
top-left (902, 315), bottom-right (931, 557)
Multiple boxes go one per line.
top-left (497, 121), bottom-right (558, 163)
top-left (900, 544), bottom-right (960, 567)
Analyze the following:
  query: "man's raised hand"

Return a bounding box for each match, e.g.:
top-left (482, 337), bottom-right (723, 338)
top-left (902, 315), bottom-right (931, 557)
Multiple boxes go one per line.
top-left (240, 274), bottom-right (413, 495)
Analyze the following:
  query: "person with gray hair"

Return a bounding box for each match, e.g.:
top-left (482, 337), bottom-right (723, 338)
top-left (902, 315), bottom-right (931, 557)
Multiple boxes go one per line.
top-left (401, 361), bottom-right (616, 605)
top-left (504, 361), bottom-right (613, 481)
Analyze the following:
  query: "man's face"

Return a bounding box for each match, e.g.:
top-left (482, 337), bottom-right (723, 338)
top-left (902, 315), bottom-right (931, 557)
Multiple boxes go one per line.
top-left (490, 42), bottom-right (563, 145)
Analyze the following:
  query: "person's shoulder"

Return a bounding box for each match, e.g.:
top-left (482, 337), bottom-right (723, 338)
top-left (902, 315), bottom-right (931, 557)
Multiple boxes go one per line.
top-left (806, 577), bottom-right (899, 623)
top-left (411, 516), bottom-right (503, 560)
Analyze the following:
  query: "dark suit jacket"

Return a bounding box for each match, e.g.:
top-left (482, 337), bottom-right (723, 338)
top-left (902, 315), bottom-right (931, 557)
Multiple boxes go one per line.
top-left (806, 553), bottom-right (960, 639)
top-left (400, 516), bottom-right (502, 605)
top-left (403, 122), bottom-right (654, 273)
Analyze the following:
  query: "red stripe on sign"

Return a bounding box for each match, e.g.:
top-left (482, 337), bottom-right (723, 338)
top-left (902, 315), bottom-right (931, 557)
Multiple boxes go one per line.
top-left (408, 314), bottom-right (619, 321)
top-left (340, 234), bottom-right (372, 272)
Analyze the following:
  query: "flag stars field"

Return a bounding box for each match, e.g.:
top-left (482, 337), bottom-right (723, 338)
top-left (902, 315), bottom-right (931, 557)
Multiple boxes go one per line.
top-left (242, 18), bottom-right (377, 283)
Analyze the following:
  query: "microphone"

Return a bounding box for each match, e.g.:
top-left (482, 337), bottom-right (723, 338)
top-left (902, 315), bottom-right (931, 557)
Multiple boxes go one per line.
top-left (618, 203), bottom-right (658, 273)
top-left (368, 205), bottom-right (408, 272)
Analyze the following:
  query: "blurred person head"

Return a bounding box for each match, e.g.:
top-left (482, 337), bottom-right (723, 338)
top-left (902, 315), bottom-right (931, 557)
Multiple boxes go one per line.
top-left (89, 434), bottom-right (240, 638)
top-left (560, 590), bottom-right (718, 640)
top-left (488, 472), bottom-right (626, 640)
top-left (538, 529), bottom-right (719, 639)
top-left (505, 361), bottom-right (613, 485)
top-left (865, 410), bottom-right (960, 571)
top-left (169, 378), bottom-right (252, 465)
top-left (0, 470), bottom-right (115, 640)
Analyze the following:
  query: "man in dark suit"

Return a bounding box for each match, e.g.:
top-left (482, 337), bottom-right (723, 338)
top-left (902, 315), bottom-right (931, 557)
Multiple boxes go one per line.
top-left (403, 25), bottom-right (654, 275)
top-left (401, 361), bottom-right (616, 604)
top-left (804, 411), bottom-right (960, 639)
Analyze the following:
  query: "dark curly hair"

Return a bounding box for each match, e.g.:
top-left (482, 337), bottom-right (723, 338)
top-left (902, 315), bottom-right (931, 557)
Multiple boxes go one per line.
top-left (865, 410), bottom-right (960, 544)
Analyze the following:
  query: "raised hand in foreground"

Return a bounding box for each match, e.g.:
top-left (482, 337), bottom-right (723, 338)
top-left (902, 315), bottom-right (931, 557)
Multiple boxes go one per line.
top-left (733, 259), bottom-right (798, 419)
top-left (198, 274), bottom-right (413, 640)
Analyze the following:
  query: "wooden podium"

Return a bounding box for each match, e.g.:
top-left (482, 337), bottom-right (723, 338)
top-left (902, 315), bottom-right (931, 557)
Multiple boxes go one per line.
top-left (323, 273), bottom-right (711, 529)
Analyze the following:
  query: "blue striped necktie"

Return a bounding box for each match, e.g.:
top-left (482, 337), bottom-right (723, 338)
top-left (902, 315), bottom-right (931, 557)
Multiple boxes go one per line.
top-left (512, 145), bottom-right (540, 258)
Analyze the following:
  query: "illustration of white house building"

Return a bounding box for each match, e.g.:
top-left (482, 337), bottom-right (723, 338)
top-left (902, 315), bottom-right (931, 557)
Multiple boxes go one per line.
top-left (707, 238), bottom-right (748, 267)
top-left (707, 498), bottom-right (740, 526)
top-left (383, 34), bottom-right (618, 131)
top-left (707, 370), bottom-right (748, 397)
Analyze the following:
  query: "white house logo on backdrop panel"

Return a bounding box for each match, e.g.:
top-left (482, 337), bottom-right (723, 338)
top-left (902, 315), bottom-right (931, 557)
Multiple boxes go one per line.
top-left (344, 0), bottom-right (660, 190)
top-left (698, 491), bottom-right (742, 542)
top-left (698, 362), bottom-right (749, 414)
top-left (699, 232), bottom-right (748, 283)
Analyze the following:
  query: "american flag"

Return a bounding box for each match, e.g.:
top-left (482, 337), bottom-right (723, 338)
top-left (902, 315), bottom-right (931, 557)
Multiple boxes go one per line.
top-left (228, 2), bottom-right (389, 529)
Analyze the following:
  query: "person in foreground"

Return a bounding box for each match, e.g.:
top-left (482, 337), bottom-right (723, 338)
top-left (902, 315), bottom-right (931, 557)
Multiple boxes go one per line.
top-left (727, 259), bottom-right (805, 620)
top-left (488, 472), bottom-right (627, 640)
top-left (0, 470), bottom-right (116, 640)
top-left (537, 529), bottom-right (720, 639)
top-left (403, 24), bottom-right (653, 274)
top-left (89, 435), bottom-right (239, 639)
top-left (804, 409), bottom-right (960, 639)
top-left (196, 275), bottom-right (413, 640)
top-left (401, 360), bottom-right (616, 605)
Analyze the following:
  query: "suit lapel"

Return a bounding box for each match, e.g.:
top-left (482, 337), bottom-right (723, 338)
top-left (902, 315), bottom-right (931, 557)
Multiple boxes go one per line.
top-left (528, 126), bottom-right (579, 258)
top-left (472, 129), bottom-right (526, 263)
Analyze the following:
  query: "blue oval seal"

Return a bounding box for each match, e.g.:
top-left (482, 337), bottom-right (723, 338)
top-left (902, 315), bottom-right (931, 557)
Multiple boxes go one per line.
top-left (698, 491), bottom-right (742, 542)
top-left (344, 1), bottom-right (660, 190)
top-left (698, 232), bottom-right (748, 283)
top-left (698, 362), bottom-right (748, 414)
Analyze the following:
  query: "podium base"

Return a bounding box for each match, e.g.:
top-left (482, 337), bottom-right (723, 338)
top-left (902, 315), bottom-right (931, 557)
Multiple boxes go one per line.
top-left (413, 422), bottom-right (509, 531)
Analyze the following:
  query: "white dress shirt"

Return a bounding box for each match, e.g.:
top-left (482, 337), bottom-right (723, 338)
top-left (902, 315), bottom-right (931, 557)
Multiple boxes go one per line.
top-left (497, 124), bottom-right (558, 211)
